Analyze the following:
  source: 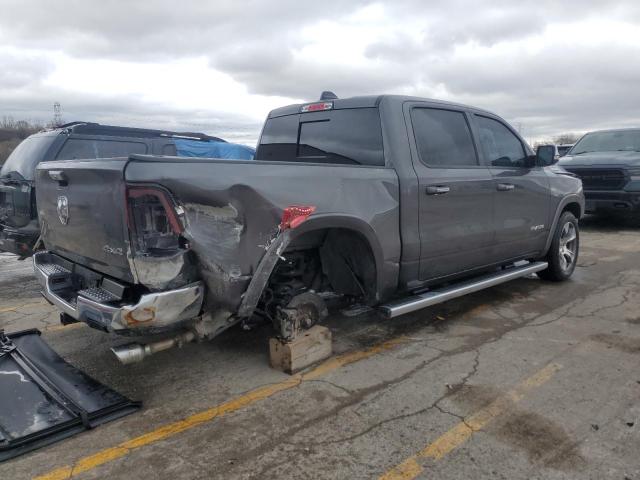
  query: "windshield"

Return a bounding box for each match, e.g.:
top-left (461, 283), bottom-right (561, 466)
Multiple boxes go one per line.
top-left (571, 130), bottom-right (640, 155)
top-left (0, 135), bottom-right (56, 180)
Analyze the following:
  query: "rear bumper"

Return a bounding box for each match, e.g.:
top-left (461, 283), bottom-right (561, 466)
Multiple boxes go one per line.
top-left (584, 190), bottom-right (640, 213)
top-left (0, 226), bottom-right (37, 257)
top-left (33, 251), bottom-right (204, 334)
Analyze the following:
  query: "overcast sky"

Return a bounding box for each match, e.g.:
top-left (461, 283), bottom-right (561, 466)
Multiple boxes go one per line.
top-left (1, 0), bottom-right (639, 145)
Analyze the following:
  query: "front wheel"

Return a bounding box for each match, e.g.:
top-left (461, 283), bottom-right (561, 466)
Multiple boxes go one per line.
top-left (537, 211), bottom-right (579, 282)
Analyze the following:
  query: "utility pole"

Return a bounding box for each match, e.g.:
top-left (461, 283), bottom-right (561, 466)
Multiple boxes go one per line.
top-left (53, 102), bottom-right (62, 127)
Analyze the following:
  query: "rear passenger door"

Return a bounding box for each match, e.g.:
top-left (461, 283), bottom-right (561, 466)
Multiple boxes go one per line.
top-left (406, 105), bottom-right (495, 281)
top-left (472, 115), bottom-right (550, 259)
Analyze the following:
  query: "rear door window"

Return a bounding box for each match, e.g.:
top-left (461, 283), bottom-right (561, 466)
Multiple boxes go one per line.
top-left (475, 116), bottom-right (526, 168)
top-left (256, 108), bottom-right (384, 166)
top-left (411, 108), bottom-right (478, 167)
top-left (56, 139), bottom-right (147, 160)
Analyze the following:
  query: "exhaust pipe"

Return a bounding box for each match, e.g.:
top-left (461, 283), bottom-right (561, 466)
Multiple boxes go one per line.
top-left (111, 331), bottom-right (196, 365)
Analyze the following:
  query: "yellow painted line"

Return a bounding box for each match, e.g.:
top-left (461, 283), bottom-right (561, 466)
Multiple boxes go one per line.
top-left (0, 301), bottom-right (47, 313)
top-left (34, 336), bottom-right (407, 480)
top-left (379, 362), bottom-right (561, 480)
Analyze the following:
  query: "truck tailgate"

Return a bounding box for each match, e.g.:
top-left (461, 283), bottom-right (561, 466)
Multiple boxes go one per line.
top-left (35, 158), bottom-right (134, 282)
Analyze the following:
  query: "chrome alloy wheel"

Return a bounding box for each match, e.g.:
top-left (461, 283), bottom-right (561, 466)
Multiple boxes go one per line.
top-left (559, 221), bottom-right (578, 272)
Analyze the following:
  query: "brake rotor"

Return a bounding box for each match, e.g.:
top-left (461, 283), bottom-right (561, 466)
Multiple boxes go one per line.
top-left (275, 291), bottom-right (328, 341)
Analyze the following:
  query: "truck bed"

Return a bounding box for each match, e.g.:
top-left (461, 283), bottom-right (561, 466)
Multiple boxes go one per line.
top-left (36, 154), bottom-right (401, 317)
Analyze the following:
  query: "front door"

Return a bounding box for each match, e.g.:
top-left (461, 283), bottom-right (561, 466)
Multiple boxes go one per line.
top-left (472, 114), bottom-right (550, 260)
top-left (407, 105), bottom-right (495, 282)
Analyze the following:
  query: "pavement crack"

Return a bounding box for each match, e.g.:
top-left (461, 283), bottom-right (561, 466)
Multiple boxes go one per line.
top-left (432, 403), bottom-right (474, 432)
top-left (305, 379), bottom-right (354, 396)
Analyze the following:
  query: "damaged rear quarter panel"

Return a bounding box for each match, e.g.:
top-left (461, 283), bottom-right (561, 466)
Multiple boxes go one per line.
top-left (132, 250), bottom-right (196, 291)
top-left (124, 156), bottom-right (401, 316)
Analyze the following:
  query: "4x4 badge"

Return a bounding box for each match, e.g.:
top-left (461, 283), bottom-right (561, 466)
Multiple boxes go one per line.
top-left (57, 196), bottom-right (69, 225)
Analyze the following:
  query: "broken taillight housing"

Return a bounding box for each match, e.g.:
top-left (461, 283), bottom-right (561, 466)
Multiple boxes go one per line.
top-left (126, 186), bottom-right (184, 254)
top-left (279, 205), bottom-right (316, 230)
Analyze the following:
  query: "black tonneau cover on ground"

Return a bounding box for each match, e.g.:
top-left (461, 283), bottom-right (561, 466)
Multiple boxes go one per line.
top-left (0, 329), bottom-right (140, 461)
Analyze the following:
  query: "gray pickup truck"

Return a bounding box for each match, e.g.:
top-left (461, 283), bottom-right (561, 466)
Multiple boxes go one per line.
top-left (559, 128), bottom-right (640, 215)
top-left (33, 95), bottom-right (584, 364)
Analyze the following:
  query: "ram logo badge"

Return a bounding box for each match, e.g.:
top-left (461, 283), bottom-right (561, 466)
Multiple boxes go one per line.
top-left (531, 224), bottom-right (544, 231)
top-left (57, 196), bottom-right (69, 225)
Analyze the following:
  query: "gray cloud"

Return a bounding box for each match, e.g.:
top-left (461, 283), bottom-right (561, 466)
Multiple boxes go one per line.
top-left (0, 52), bottom-right (55, 89)
top-left (424, 42), bottom-right (640, 138)
top-left (213, 54), bottom-right (413, 99)
top-left (0, 86), bottom-right (262, 145)
top-left (0, 0), bottom-right (370, 61)
top-left (364, 34), bottom-right (424, 62)
top-left (380, 0), bottom-right (640, 49)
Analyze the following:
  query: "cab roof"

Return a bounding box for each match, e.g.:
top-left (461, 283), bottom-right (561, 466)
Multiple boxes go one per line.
top-left (267, 94), bottom-right (496, 118)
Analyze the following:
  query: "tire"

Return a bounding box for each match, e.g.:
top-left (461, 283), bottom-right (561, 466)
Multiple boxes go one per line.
top-left (537, 211), bottom-right (579, 282)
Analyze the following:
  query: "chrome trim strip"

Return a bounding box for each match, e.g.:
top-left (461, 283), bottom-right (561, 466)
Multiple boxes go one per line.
top-left (380, 261), bottom-right (548, 318)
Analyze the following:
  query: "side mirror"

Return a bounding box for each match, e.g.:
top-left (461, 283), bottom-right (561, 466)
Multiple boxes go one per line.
top-left (536, 145), bottom-right (557, 166)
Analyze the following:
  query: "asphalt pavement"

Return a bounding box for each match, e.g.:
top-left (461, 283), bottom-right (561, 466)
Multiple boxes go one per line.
top-left (1, 215), bottom-right (639, 480)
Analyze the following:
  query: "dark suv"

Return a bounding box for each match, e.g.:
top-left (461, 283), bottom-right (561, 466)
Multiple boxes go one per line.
top-left (0, 122), bottom-right (254, 257)
top-left (559, 128), bottom-right (640, 215)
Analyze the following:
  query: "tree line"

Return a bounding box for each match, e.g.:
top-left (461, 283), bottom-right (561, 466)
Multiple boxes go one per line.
top-left (532, 133), bottom-right (582, 149)
top-left (0, 117), bottom-right (49, 165)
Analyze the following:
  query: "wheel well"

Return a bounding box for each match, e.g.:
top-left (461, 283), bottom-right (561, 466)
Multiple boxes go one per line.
top-left (282, 227), bottom-right (378, 302)
top-left (562, 202), bottom-right (582, 220)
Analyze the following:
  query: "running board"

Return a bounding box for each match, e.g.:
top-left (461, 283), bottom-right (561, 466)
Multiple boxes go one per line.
top-left (380, 261), bottom-right (548, 319)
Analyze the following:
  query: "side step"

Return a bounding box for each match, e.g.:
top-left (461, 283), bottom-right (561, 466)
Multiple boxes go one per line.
top-left (380, 261), bottom-right (548, 319)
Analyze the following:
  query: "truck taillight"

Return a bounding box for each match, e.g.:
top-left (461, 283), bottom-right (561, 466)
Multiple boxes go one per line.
top-left (126, 186), bottom-right (184, 253)
top-left (279, 205), bottom-right (316, 230)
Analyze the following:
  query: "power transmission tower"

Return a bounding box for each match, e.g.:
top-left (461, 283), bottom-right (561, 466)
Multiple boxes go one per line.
top-left (53, 102), bottom-right (63, 127)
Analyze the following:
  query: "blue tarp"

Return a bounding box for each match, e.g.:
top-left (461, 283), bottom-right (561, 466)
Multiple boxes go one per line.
top-left (174, 139), bottom-right (255, 160)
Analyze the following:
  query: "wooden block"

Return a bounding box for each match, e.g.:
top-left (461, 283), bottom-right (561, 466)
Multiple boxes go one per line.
top-left (269, 325), bottom-right (332, 374)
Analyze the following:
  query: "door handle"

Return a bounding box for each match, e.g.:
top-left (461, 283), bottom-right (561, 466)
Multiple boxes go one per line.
top-left (426, 185), bottom-right (450, 195)
top-left (497, 183), bottom-right (515, 191)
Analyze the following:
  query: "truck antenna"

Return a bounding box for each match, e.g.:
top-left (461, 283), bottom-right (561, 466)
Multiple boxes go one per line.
top-left (320, 91), bottom-right (338, 100)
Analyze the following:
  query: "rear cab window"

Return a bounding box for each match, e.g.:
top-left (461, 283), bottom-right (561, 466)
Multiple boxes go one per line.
top-left (55, 138), bottom-right (148, 160)
top-left (256, 108), bottom-right (384, 166)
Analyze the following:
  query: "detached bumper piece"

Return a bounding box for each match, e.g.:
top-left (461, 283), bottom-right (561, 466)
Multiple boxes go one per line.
top-left (0, 329), bottom-right (140, 462)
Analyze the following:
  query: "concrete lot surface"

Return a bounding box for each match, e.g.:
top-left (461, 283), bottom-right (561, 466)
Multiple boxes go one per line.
top-left (1, 215), bottom-right (639, 479)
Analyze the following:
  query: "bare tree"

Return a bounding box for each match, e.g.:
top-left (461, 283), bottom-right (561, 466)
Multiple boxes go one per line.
top-left (553, 133), bottom-right (581, 145)
top-left (1, 116), bottom-right (15, 129)
top-left (0, 118), bottom-right (44, 164)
